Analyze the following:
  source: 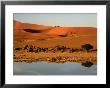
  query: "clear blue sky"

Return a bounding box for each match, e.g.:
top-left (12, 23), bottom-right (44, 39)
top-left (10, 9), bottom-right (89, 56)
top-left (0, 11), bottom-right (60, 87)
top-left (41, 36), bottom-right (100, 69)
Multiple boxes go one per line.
top-left (14, 13), bottom-right (97, 27)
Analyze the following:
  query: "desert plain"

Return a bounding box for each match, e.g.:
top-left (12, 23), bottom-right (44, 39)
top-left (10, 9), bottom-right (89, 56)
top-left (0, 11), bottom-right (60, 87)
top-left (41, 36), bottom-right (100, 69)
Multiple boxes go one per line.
top-left (14, 20), bottom-right (97, 66)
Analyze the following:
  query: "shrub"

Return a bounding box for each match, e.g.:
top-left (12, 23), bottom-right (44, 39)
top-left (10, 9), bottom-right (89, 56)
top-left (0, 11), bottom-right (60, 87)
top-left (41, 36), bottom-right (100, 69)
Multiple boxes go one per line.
top-left (29, 47), bottom-right (34, 52)
top-left (15, 48), bottom-right (22, 50)
top-left (69, 48), bottom-right (78, 53)
top-left (24, 45), bottom-right (28, 50)
top-left (81, 44), bottom-right (93, 52)
top-left (52, 57), bottom-right (57, 62)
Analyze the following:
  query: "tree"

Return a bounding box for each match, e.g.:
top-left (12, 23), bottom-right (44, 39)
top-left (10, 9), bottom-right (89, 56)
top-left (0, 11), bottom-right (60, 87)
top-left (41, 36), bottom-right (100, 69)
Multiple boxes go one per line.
top-left (81, 44), bottom-right (93, 52)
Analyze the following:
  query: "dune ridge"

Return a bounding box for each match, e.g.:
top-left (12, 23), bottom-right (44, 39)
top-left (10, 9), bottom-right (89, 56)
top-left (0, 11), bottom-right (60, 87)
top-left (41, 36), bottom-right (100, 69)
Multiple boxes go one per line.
top-left (14, 20), bottom-right (97, 39)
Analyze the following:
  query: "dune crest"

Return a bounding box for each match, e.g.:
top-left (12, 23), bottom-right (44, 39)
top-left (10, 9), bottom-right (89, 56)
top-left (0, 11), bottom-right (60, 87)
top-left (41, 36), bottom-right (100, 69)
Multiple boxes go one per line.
top-left (14, 20), bottom-right (97, 39)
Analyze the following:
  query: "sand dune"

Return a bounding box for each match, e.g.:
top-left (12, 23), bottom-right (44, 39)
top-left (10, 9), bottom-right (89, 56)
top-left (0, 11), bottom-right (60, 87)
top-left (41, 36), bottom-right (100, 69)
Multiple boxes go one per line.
top-left (14, 20), bottom-right (52, 30)
top-left (14, 20), bottom-right (97, 64)
top-left (14, 20), bottom-right (97, 39)
top-left (47, 27), bottom-right (96, 36)
top-left (14, 20), bottom-right (97, 49)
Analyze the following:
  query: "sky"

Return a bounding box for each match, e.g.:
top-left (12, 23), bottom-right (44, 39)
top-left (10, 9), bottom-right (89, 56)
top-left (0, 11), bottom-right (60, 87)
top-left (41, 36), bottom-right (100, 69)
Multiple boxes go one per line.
top-left (14, 13), bottom-right (97, 27)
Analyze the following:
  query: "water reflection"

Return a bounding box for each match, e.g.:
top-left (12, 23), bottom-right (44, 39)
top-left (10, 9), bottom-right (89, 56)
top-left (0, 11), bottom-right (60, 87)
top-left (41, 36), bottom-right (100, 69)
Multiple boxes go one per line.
top-left (81, 61), bottom-right (93, 67)
top-left (14, 62), bottom-right (97, 75)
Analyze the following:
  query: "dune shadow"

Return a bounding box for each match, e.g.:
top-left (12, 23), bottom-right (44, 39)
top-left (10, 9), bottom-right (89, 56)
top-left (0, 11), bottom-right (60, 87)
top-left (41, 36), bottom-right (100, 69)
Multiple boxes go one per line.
top-left (24, 29), bottom-right (42, 33)
top-left (38, 39), bottom-right (46, 41)
top-left (58, 35), bottom-right (67, 37)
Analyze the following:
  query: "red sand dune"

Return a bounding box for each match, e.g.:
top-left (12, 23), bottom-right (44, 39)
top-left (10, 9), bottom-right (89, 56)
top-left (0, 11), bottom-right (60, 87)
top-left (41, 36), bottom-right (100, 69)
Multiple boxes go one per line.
top-left (14, 20), bottom-right (23, 29)
top-left (47, 27), bottom-right (96, 36)
top-left (14, 20), bottom-right (97, 39)
top-left (14, 20), bottom-right (52, 30)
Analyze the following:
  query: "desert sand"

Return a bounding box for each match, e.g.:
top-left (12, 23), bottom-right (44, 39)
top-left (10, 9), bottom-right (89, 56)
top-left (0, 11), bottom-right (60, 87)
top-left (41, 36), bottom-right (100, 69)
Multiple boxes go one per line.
top-left (14, 20), bottom-right (97, 65)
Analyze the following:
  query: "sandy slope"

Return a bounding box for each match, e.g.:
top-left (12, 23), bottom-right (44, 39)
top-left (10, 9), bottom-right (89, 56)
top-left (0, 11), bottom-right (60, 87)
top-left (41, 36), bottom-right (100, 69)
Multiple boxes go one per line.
top-left (14, 20), bottom-right (97, 39)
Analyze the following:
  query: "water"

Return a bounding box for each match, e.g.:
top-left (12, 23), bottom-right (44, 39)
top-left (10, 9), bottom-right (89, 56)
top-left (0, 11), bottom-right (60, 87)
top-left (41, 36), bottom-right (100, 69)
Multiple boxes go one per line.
top-left (14, 62), bottom-right (97, 75)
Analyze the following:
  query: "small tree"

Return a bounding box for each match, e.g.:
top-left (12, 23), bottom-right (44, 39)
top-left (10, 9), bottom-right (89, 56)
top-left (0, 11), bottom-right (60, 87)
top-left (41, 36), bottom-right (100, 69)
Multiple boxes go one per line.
top-left (81, 44), bottom-right (93, 52)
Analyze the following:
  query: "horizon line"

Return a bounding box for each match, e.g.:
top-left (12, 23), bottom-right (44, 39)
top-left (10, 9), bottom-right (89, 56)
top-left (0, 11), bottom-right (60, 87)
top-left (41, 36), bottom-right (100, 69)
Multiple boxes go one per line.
top-left (14, 20), bottom-right (97, 28)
